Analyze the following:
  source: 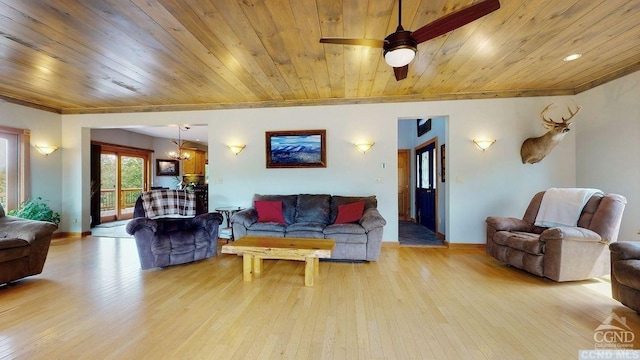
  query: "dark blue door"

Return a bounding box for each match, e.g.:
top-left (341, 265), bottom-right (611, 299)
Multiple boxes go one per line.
top-left (416, 142), bottom-right (436, 231)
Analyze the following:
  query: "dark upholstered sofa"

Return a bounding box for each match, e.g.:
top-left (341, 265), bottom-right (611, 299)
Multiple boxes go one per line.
top-left (610, 242), bottom-right (640, 312)
top-left (0, 203), bottom-right (58, 285)
top-left (126, 191), bottom-right (223, 269)
top-left (231, 194), bottom-right (386, 261)
top-left (486, 191), bottom-right (626, 282)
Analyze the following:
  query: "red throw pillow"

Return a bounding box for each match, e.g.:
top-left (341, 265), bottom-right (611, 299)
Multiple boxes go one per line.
top-left (334, 201), bottom-right (365, 224)
top-left (254, 200), bottom-right (285, 224)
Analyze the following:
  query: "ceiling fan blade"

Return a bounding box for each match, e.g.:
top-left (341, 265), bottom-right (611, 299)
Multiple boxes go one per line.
top-left (412, 0), bottom-right (500, 44)
top-left (393, 65), bottom-right (409, 81)
top-left (320, 38), bottom-right (385, 48)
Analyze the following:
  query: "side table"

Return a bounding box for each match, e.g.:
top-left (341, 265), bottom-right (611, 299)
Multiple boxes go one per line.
top-left (214, 206), bottom-right (245, 243)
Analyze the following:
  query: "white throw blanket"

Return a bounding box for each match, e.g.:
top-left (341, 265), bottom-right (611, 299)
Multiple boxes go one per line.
top-left (534, 188), bottom-right (603, 227)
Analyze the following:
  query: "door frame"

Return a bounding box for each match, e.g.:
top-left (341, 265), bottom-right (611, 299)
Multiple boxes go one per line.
top-left (93, 142), bottom-right (152, 223)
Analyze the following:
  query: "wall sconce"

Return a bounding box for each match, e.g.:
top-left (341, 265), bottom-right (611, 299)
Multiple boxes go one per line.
top-left (473, 139), bottom-right (496, 151)
top-left (354, 142), bottom-right (375, 154)
top-left (227, 144), bottom-right (246, 155)
top-left (34, 145), bottom-right (59, 155)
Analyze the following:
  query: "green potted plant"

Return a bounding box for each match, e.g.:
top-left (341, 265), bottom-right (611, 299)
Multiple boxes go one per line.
top-left (8, 197), bottom-right (61, 226)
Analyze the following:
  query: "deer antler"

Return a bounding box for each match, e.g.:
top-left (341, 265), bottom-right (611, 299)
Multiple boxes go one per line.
top-left (540, 104), bottom-right (557, 129)
top-left (540, 103), bottom-right (582, 128)
top-left (561, 105), bottom-right (582, 123)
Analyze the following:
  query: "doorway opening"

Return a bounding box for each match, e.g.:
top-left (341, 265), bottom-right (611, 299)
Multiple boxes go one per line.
top-left (91, 142), bottom-right (152, 226)
top-left (397, 116), bottom-right (447, 246)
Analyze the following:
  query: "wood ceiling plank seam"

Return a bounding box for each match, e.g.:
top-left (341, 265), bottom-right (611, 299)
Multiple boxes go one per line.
top-left (342, 0), bottom-right (368, 98)
top-left (416, 8), bottom-right (498, 94)
top-left (154, 0), bottom-right (270, 102)
top-left (0, 33), bottom-right (142, 108)
top-left (356, 0), bottom-right (395, 98)
top-left (482, 0), bottom-right (608, 91)
top-left (317, 0), bottom-right (346, 98)
top-left (47, 0), bottom-right (207, 105)
top-left (196, 0), bottom-right (285, 101)
top-left (0, 3), bottom-right (155, 108)
top-left (132, 0), bottom-right (253, 103)
top-left (559, 46), bottom-right (640, 91)
top-left (527, 1), bottom-right (640, 90)
top-left (7, 0), bottom-right (212, 107)
top-left (237, 0), bottom-right (308, 100)
top-left (216, 0), bottom-right (297, 101)
top-left (432, 0), bottom-right (541, 94)
top-left (265, 0), bottom-right (321, 100)
top-left (454, 0), bottom-right (553, 92)
top-left (289, 0), bottom-right (332, 99)
top-left (573, 60), bottom-right (640, 94)
top-left (0, 81), bottom-right (77, 110)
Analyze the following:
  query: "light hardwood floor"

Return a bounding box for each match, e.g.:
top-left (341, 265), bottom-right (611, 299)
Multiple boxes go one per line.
top-left (1, 236), bottom-right (639, 359)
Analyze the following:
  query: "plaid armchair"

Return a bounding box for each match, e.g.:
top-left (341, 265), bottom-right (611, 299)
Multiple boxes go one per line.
top-left (126, 190), bottom-right (223, 269)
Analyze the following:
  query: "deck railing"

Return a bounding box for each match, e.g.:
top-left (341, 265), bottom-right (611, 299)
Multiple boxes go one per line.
top-left (100, 188), bottom-right (142, 211)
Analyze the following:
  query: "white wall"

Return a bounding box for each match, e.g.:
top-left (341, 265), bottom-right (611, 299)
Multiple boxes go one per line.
top-left (61, 95), bottom-right (579, 244)
top-left (0, 102), bottom-right (62, 214)
top-left (576, 71), bottom-right (640, 241)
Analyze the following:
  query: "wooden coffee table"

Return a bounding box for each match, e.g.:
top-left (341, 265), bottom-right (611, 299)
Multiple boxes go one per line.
top-left (221, 236), bottom-right (335, 286)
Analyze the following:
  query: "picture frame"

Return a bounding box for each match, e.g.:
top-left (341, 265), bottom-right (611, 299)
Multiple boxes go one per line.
top-left (156, 159), bottom-right (179, 176)
top-left (417, 118), bottom-right (432, 137)
top-left (266, 130), bottom-right (327, 168)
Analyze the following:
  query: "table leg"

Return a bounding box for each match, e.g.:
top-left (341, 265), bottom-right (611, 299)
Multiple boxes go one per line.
top-left (253, 257), bottom-right (262, 275)
top-left (314, 258), bottom-right (320, 276)
top-left (242, 254), bottom-right (253, 281)
top-left (305, 257), bottom-right (315, 286)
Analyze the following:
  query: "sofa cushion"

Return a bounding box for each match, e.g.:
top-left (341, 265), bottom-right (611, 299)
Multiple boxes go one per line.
top-left (492, 231), bottom-right (511, 246)
top-left (254, 200), bottom-right (285, 224)
top-left (287, 222), bottom-right (326, 233)
top-left (505, 232), bottom-right (544, 255)
top-left (253, 194), bottom-right (298, 224)
top-left (0, 238), bottom-right (30, 262)
top-left (248, 222), bottom-right (287, 233)
top-left (334, 201), bottom-right (365, 224)
top-left (330, 196), bottom-right (377, 223)
top-left (324, 223), bottom-right (366, 235)
top-left (613, 260), bottom-right (640, 290)
top-left (295, 194), bottom-right (331, 224)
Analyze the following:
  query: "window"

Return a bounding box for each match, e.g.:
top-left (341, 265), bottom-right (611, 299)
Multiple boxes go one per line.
top-left (0, 126), bottom-right (29, 210)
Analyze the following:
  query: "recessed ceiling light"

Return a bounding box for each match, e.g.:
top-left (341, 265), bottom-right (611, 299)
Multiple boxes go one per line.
top-left (563, 53), bottom-right (582, 62)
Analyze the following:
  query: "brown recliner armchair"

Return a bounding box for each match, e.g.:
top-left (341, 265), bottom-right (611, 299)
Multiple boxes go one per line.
top-left (486, 191), bottom-right (626, 282)
top-left (126, 190), bottom-right (223, 269)
top-left (610, 242), bottom-right (640, 312)
top-left (0, 203), bottom-right (58, 285)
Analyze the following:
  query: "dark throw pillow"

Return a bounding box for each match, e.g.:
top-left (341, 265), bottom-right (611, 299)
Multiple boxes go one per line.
top-left (334, 201), bottom-right (365, 224)
top-left (254, 200), bottom-right (285, 224)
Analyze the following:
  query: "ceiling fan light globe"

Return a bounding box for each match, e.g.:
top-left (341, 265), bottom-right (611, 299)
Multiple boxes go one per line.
top-left (384, 47), bottom-right (416, 67)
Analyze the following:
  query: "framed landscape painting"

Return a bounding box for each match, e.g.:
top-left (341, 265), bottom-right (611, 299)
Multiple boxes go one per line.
top-left (266, 130), bottom-right (326, 168)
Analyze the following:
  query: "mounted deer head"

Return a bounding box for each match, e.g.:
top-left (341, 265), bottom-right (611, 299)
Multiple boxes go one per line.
top-left (520, 104), bottom-right (582, 164)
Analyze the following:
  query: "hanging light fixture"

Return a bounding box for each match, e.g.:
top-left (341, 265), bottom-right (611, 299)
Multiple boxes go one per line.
top-left (166, 126), bottom-right (192, 161)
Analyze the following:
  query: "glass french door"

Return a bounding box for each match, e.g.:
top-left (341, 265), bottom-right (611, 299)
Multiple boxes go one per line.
top-left (100, 150), bottom-right (148, 222)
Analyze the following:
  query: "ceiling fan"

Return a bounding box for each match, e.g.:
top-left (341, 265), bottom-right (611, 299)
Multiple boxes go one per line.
top-left (320, 0), bottom-right (500, 81)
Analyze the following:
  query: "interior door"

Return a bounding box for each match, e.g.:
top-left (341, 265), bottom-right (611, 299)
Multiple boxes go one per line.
top-left (397, 149), bottom-right (411, 220)
top-left (415, 142), bottom-right (436, 231)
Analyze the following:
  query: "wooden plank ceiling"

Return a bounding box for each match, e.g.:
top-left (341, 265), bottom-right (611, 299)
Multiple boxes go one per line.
top-left (0, 0), bottom-right (638, 114)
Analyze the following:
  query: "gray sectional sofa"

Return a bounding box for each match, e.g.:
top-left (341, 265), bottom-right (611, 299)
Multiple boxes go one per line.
top-left (231, 194), bottom-right (386, 261)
